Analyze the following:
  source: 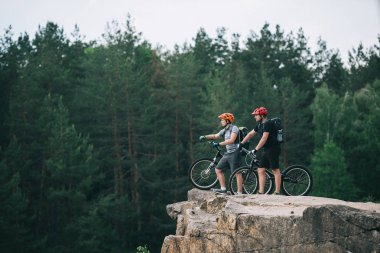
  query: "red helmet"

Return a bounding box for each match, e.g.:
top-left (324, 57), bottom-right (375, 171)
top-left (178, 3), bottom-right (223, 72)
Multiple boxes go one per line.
top-left (252, 107), bottom-right (268, 116)
top-left (218, 113), bottom-right (235, 123)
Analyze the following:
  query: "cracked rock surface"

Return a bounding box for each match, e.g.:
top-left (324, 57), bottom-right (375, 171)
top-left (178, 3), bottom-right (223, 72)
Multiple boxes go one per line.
top-left (161, 188), bottom-right (380, 253)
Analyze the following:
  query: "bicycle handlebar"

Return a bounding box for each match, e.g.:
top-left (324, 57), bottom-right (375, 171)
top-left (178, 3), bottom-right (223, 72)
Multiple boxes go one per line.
top-left (240, 146), bottom-right (257, 159)
top-left (203, 141), bottom-right (256, 158)
top-left (208, 141), bottom-right (221, 152)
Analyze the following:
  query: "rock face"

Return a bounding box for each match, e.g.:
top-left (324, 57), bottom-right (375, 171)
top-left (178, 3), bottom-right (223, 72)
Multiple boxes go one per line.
top-left (161, 189), bottom-right (380, 253)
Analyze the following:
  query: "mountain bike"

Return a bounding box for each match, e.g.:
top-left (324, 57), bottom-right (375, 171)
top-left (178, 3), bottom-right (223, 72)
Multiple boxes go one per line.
top-left (229, 147), bottom-right (313, 196)
top-left (188, 141), bottom-right (222, 190)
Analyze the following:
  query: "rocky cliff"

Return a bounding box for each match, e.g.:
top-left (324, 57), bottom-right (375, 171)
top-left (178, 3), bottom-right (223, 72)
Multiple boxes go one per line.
top-left (161, 189), bottom-right (380, 253)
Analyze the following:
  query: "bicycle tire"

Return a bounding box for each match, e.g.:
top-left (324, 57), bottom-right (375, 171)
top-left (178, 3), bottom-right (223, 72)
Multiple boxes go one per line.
top-left (229, 166), bottom-right (258, 195)
top-left (188, 158), bottom-right (219, 190)
top-left (255, 169), bottom-right (274, 194)
top-left (263, 170), bottom-right (274, 194)
top-left (281, 165), bottom-right (313, 196)
top-left (229, 167), bottom-right (273, 195)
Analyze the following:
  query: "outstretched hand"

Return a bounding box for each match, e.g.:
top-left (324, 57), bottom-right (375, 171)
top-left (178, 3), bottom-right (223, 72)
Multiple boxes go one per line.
top-left (199, 136), bottom-right (206, 142)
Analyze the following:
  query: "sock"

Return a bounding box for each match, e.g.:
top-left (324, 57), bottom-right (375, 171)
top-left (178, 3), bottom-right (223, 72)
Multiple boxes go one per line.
top-left (221, 187), bottom-right (226, 190)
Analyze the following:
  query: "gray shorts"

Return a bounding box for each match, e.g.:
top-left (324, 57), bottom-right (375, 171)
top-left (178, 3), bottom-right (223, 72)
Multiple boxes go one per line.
top-left (216, 150), bottom-right (241, 173)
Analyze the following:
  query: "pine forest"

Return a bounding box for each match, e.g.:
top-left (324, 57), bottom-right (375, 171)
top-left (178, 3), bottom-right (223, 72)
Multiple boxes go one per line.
top-left (1, 19), bottom-right (379, 252)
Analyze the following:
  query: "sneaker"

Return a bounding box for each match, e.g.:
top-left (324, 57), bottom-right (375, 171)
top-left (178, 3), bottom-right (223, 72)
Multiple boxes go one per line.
top-left (257, 192), bottom-right (264, 195)
top-left (212, 188), bottom-right (227, 194)
top-left (272, 192), bottom-right (282, 195)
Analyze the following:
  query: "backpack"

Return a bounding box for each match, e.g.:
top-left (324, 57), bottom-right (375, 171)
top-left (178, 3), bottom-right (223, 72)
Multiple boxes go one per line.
top-left (223, 125), bottom-right (250, 155)
top-left (238, 127), bottom-right (250, 151)
top-left (268, 117), bottom-right (284, 143)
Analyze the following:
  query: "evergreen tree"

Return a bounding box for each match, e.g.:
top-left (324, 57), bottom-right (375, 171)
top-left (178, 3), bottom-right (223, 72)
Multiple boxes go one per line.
top-left (311, 83), bottom-right (342, 149)
top-left (348, 80), bottom-right (380, 199)
top-left (0, 28), bottom-right (30, 148)
top-left (37, 95), bottom-right (100, 252)
top-left (310, 140), bottom-right (358, 200)
top-left (71, 195), bottom-right (123, 253)
top-left (323, 52), bottom-right (349, 95)
top-left (348, 37), bottom-right (380, 91)
top-left (0, 160), bottom-right (31, 253)
top-left (274, 78), bottom-right (312, 166)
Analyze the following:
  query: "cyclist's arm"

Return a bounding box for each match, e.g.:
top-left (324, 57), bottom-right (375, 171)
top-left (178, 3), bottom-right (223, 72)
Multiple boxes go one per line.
top-left (255, 132), bottom-right (269, 151)
top-left (204, 134), bottom-right (221, 140)
top-left (219, 132), bottom-right (238, 146)
top-left (241, 130), bottom-right (256, 144)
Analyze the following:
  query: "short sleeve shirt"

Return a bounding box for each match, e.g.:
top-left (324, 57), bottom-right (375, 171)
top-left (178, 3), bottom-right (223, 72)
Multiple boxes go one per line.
top-left (254, 120), bottom-right (279, 149)
top-left (218, 124), bottom-right (240, 153)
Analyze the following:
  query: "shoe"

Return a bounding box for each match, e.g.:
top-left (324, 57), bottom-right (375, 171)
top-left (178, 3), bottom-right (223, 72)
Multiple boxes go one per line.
top-left (272, 192), bottom-right (282, 195)
top-left (257, 192), bottom-right (264, 195)
top-left (212, 188), bottom-right (227, 194)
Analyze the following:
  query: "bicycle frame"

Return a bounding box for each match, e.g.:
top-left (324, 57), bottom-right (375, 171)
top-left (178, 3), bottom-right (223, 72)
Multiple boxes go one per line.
top-left (241, 147), bottom-right (284, 177)
top-left (203, 141), bottom-right (223, 173)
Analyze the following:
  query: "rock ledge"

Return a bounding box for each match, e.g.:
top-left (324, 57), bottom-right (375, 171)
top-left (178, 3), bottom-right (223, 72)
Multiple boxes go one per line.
top-left (161, 188), bottom-right (380, 253)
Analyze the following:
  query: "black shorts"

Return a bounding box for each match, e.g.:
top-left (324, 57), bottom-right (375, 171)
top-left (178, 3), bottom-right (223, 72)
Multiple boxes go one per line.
top-left (259, 145), bottom-right (280, 169)
top-left (216, 150), bottom-right (241, 173)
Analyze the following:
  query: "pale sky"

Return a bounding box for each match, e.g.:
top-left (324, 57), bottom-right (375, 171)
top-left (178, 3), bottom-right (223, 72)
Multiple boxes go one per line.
top-left (1, 0), bottom-right (379, 62)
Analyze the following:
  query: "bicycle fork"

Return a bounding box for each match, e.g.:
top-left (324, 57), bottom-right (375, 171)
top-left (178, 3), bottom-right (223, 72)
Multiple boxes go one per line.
top-left (204, 158), bottom-right (217, 175)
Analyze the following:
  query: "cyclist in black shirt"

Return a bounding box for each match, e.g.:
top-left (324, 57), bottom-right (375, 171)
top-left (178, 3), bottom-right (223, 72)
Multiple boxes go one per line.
top-left (241, 107), bottom-right (282, 195)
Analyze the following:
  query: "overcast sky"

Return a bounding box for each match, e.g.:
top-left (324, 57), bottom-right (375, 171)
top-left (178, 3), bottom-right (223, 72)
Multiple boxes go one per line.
top-left (1, 0), bottom-right (379, 62)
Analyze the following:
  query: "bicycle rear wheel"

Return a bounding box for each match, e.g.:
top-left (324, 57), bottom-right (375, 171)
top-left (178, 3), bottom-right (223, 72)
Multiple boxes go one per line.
top-left (229, 166), bottom-right (258, 195)
top-left (281, 165), bottom-right (313, 196)
top-left (188, 158), bottom-right (218, 190)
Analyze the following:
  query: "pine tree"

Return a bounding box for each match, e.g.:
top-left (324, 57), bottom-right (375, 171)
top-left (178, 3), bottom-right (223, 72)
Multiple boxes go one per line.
top-left (348, 80), bottom-right (380, 199)
top-left (348, 37), bottom-right (380, 91)
top-left (0, 160), bottom-right (31, 253)
top-left (38, 95), bottom-right (99, 250)
top-left (310, 140), bottom-right (358, 200)
top-left (311, 83), bottom-right (342, 149)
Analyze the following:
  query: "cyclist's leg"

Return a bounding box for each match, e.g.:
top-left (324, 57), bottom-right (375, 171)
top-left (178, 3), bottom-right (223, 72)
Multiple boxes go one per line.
top-left (272, 169), bottom-right (281, 193)
top-left (215, 168), bottom-right (226, 188)
top-left (258, 150), bottom-right (270, 194)
top-left (257, 168), bottom-right (266, 193)
top-left (215, 155), bottom-right (229, 189)
top-left (269, 146), bottom-right (281, 193)
top-left (236, 173), bottom-right (243, 193)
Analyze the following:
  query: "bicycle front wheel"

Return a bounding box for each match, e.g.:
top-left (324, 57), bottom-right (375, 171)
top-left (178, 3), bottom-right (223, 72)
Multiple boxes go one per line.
top-left (281, 165), bottom-right (313, 196)
top-left (188, 158), bottom-right (218, 190)
top-left (229, 166), bottom-right (258, 195)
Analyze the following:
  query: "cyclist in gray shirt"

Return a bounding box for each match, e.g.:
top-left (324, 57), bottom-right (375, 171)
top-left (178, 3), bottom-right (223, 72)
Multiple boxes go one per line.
top-left (199, 113), bottom-right (243, 194)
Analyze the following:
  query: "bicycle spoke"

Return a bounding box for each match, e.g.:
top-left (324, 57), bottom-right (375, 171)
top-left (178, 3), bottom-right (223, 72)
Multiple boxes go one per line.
top-left (282, 166), bottom-right (312, 196)
top-left (230, 167), bottom-right (258, 195)
top-left (189, 159), bottom-right (218, 189)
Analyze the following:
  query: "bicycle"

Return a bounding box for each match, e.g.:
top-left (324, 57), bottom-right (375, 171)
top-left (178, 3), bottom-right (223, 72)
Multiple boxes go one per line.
top-left (188, 141), bottom-right (222, 190)
top-left (229, 147), bottom-right (313, 196)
